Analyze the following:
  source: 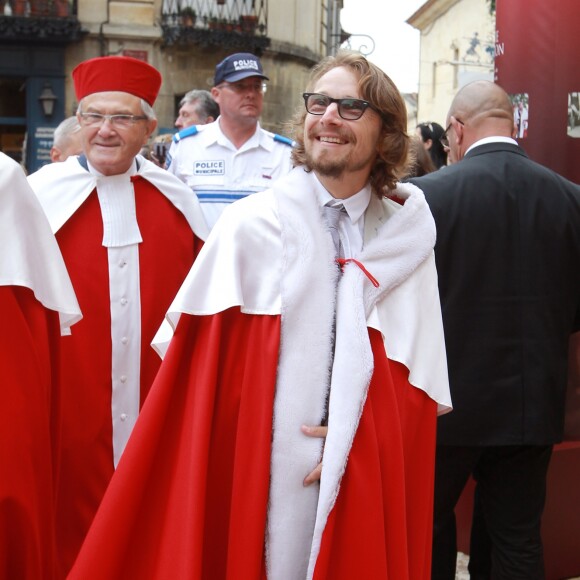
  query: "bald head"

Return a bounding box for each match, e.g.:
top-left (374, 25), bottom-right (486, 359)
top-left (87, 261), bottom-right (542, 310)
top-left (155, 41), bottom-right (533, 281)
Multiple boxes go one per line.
top-left (444, 81), bottom-right (516, 162)
top-left (450, 81), bottom-right (515, 135)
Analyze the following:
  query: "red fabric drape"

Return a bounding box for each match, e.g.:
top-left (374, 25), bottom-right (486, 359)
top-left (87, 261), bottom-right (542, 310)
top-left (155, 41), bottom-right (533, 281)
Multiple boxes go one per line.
top-left (72, 318), bottom-right (437, 579)
top-left (0, 286), bottom-right (62, 580)
top-left (495, 0), bottom-right (580, 181)
top-left (54, 181), bottom-right (202, 575)
top-left (314, 329), bottom-right (437, 580)
top-left (70, 309), bottom-right (280, 579)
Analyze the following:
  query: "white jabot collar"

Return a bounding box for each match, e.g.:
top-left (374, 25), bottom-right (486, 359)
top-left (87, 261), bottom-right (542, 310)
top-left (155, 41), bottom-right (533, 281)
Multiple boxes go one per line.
top-left (28, 155), bottom-right (210, 242)
top-left (87, 160), bottom-right (143, 247)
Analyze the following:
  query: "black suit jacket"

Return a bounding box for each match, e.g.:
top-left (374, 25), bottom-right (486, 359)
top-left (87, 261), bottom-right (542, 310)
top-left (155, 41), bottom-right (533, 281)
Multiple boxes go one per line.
top-left (411, 142), bottom-right (580, 445)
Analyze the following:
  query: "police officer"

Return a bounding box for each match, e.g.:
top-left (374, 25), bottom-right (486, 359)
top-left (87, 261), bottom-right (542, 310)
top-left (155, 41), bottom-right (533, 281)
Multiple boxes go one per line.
top-left (166, 52), bottom-right (294, 230)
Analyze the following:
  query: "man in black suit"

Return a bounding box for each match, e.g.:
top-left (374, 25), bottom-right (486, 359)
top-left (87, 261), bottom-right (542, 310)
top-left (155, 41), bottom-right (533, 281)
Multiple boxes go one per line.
top-left (411, 80), bottom-right (580, 580)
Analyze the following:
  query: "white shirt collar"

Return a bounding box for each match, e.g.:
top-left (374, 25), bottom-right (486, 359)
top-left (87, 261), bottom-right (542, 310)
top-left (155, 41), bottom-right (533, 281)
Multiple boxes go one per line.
top-left (466, 136), bottom-right (519, 155)
top-left (314, 175), bottom-right (371, 256)
top-left (214, 118), bottom-right (265, 152)
top-left (315, 176), bottom-right (371, 227)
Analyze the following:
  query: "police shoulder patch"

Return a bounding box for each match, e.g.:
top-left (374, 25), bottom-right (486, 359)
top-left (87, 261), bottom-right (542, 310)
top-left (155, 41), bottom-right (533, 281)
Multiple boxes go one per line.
top-left (173, 125), bottom-right (199, 143)
top-left (273, 133), bottom-right (296, 147)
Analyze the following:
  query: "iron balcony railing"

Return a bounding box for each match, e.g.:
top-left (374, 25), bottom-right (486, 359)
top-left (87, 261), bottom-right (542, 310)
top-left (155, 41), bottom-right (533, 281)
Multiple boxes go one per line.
top-left (0, 0), bottom-right (84, 43)
top-left (161, 0), bottom-right (269, 52)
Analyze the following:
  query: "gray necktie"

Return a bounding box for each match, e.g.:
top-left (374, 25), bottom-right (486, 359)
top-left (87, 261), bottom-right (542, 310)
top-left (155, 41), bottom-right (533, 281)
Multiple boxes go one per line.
top-left (323, 203), bottom-right (346, 260)
top-left (321, 203), bottom-right (346, 425)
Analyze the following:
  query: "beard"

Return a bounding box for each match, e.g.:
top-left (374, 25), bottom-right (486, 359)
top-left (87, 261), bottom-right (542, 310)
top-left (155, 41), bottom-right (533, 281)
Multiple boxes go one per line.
top-left (304, 148), bottom-right (348, 179)
top-left (303, 128), bottom-right (376, 180)
top-left (304, 143), bottom-right (374, 181)
top-left (303, 128), bottom-right (354, 179)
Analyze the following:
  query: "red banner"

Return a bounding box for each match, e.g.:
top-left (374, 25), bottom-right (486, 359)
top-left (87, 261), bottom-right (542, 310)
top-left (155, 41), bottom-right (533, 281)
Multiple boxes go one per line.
top-left (495, 0), bottom-right (580, 183)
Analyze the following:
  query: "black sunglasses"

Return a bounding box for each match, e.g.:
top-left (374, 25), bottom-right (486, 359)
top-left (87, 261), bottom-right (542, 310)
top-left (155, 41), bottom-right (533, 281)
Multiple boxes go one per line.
top-left (302, 92), bottom-right (382, 121)
top-left (440, 118), bottom-right (464, 148)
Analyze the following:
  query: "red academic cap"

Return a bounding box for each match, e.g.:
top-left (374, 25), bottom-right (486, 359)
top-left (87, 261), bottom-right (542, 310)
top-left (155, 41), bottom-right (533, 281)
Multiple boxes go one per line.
top-left (72, 56), bottom-right (162, 106)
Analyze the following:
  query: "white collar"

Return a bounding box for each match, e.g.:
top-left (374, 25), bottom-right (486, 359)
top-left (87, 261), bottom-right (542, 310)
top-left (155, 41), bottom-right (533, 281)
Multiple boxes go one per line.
top-left (214, 118), bottom-right (265, 152)
top-left (314, 174), bottom-right (371, 227)
top-left (466, 136), bottom-right (518, 155)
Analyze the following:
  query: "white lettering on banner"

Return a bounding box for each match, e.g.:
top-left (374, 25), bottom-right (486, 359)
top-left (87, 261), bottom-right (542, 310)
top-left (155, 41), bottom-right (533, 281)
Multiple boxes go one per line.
top-left (233, 59), bottom-right (259, 71)
top-left (194, 160), bottom-right (225, 175)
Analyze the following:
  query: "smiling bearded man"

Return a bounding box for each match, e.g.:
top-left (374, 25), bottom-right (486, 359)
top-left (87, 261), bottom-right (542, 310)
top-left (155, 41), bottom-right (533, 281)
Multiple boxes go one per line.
top-left (70, 51), bottom-right (451, 580)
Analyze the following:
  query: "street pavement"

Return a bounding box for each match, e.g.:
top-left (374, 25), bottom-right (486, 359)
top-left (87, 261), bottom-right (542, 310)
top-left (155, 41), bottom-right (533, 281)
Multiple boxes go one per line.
top-left (455, 552), bottom-right (580, 580)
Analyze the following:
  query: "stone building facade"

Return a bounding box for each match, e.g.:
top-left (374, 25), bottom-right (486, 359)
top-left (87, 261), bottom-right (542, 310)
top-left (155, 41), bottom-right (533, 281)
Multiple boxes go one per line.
top-left (407, 0), bottom-right (495, 127)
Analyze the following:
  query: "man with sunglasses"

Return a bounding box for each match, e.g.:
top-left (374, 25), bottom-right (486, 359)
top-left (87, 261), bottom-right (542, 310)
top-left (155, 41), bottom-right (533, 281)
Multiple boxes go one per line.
top-left (410, 80), bottom-right (580, 580)
top-left (166, 52), bottom-right (293, 231)
top-left (27, 55), bottom-right (208, 577)
top-left (70, 51), bottom-right (450, 579)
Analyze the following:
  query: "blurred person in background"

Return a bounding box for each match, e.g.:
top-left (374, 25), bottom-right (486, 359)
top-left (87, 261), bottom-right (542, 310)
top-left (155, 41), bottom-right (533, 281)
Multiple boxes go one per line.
top-left (50, 116), bottom-right (83, 162)
top-left (150, 90), bottom-right (219, 168)
top-left (174, 89), bottom-right (219, 130)
top-left (416, 121), bottom-right (448, 169)
top-left (405, 135), bottom-right (436, 179)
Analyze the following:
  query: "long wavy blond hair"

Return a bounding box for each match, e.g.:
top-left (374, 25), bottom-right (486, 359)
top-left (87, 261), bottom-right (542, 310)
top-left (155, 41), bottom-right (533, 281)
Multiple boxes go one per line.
top-left (290, 51), bottom-right (409, 196)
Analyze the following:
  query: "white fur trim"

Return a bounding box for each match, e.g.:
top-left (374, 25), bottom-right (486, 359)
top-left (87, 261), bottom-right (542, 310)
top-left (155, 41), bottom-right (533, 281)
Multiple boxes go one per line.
top-left (307, 181), bottom-right (444, 577)
top-left (265, 171), bottom-right (339, 579)
top-left (265, 170), bottom-right (446, 579)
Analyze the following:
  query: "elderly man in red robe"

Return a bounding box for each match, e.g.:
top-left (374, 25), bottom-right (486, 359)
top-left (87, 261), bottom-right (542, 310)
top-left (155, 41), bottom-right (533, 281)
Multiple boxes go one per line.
top-left (27, 56), bottom-right (208, 576)
top-left (0, 152), bottom-right (81, 579)
top-left (71, 51), bottom-right (451, 579)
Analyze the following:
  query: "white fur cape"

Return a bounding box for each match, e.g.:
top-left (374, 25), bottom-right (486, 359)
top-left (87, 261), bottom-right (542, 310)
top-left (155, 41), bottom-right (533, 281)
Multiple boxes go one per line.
top-left (155, 167), bottom-right (451, 579)
top-left (0, 152), bottom-right (81, 334)
top-left (27, 154), bottom-right (209, 240)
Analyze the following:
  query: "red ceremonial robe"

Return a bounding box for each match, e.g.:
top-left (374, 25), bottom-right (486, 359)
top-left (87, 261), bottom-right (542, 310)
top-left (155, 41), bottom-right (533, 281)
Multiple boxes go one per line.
top-left (71, 168), bottom-right (451, 579)
top-left (1, 152), bottom-right (81, 580)
top-left (28, 156), bottom-right (206, 576)
top-left (71, 310), bottom-right (437, 579)
top-left (0, 288), bottom-right (62, 580)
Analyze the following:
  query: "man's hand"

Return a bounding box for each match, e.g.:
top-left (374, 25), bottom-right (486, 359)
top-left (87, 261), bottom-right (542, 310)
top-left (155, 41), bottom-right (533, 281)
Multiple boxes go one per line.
top-left (301, 424), bottom-right (328, 486)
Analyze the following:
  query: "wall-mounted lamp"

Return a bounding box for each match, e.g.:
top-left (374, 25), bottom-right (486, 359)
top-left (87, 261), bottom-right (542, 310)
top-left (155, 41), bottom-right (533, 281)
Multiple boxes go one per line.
top-left (38, 82), bottom-right (58, 117)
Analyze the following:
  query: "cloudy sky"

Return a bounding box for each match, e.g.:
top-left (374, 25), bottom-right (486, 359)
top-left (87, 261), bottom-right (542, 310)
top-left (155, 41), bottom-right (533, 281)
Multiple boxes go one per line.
top-left (341, 0), bottom-right (425, 93)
